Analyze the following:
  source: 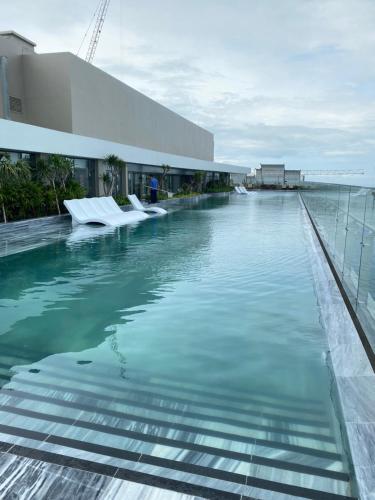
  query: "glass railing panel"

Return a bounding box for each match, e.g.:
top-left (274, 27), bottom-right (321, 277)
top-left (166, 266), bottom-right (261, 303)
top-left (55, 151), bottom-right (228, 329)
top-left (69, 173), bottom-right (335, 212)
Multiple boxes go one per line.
top-left (341, 212), bottom-right (363, 309)
top-left (322, 187), bottom-right (341, 257)
top-left (356, 189), bottom-right (375, 351)
top-left (340, 187), bottom-right (367, 308)
top-left (301, 182), bottom-right (375, 360)
top-left (331, 186), bottom-right (351, 279)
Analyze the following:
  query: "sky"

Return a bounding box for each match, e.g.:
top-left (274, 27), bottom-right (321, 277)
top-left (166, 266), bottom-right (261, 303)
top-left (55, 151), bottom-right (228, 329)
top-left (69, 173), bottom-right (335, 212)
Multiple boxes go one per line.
top-left (2, 0), bottom-right (375, 184)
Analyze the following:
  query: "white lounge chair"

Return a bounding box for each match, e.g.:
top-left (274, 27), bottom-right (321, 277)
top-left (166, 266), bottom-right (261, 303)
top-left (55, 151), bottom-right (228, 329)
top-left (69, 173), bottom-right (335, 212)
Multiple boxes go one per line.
top-left (234, 186), bottom-right (249, 194)
top-left (351, 188), bottom-right (368, 197)
top-left (64, 196), bottom-right (149, 226)
top-left (128, 194), bottom-right (167, 215)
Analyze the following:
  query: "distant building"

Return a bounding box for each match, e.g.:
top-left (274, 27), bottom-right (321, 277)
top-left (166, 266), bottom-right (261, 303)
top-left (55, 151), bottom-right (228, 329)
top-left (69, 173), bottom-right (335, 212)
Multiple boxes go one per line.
top-left (284, 169), bottom-right (302, 187)
top-left (256, 164), bottom-right (285, 185)
top-left (255, 164), bottom-right (301, 187)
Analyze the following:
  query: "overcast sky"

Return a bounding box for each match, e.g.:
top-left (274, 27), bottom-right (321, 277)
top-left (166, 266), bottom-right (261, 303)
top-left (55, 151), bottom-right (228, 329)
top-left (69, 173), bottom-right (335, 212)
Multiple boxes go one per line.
top-left (2, 0), bottom-right (375, 183)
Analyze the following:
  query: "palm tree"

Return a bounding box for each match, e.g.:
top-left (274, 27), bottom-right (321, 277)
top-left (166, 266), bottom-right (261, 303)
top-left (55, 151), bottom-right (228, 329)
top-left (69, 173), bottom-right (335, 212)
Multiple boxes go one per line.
top-left (193, 170), bottom-right (205, 193)
top-left (0, 152), bottom-right (30, 223)
top-left (37, 155), bottom-right (73, 215)
top-left (56, 156), bottom-right (74, 190)
top-left (102, 154), bottom-right (125, 196)
top-left (161, 164), bottom-right (170, 192)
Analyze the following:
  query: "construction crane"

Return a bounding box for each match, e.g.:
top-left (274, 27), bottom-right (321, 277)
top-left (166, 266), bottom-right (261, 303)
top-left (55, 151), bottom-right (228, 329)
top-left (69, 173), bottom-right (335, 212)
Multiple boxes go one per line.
top-left (301, 169), bottom-right (365, 176)
top-left (79, 0), bottom-right (111, 64)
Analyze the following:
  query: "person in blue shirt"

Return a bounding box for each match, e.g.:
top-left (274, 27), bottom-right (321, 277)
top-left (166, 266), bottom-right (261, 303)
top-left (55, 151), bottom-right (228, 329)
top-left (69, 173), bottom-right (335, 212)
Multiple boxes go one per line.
top-left (150, 176), bottom-right (159, 203)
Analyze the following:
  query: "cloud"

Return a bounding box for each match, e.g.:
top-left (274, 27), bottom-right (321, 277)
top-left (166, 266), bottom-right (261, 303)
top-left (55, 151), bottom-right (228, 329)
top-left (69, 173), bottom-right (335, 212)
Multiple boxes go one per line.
top-left (1, 0), bottom-right (375, 178)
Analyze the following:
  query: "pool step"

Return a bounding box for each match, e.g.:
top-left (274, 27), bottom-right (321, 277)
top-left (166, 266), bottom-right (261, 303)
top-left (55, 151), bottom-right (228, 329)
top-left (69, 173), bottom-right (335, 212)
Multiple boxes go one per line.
top-left (0, 346), bottom-right (325, 409)
top-left (0, 385), bottom-right (342, 462)
top-left (0, 354), bottom-right (356, 498)
top-left (0, 383), bottom-right (355, 498)
top-left (0, 360), bottom-right (331, 429)
top-left (0, 375), bottom-right (339, 464)
top-left (0, 422), bottom-right (355, 500)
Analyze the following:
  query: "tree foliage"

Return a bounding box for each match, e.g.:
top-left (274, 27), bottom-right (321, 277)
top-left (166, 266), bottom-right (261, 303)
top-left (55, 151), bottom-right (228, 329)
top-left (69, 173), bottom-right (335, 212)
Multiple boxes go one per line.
top-left (102, 154), bottom-right (125, 196)
top-left (160, 164), bottom-right (171, 191)
top-left (0, 153), bottom-right (84, 223)
top-left (0, 152), bottom-right (30, 223)
top-left (37, 155), bottom-right (74, 215)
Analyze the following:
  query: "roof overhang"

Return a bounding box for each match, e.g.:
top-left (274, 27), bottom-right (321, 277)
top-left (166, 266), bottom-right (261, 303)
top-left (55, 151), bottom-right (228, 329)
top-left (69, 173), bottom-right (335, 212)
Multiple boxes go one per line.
top-left (0, 31), bottom-right (36, 47)
top-left (0, 119), bottom-right (250, 175)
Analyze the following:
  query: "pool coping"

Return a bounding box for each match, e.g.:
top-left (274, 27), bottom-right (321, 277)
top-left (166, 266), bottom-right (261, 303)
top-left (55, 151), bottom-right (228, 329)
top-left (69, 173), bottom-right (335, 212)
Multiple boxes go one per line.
top-left (300, 194), bottom-right (375, 500)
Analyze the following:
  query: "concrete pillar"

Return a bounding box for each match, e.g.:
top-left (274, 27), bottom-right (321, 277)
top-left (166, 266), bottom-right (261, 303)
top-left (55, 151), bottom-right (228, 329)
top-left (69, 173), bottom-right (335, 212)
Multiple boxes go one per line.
top-left (123, 164), bottom-right (129, 197)
top-left (97, 159), bottom-right (106, 196)
top-left (0, 57), bottom-right (10, 120)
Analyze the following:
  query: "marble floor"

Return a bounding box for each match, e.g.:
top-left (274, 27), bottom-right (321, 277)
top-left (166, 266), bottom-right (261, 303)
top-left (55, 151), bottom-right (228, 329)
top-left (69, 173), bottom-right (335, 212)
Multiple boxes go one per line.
top-left (0, 452), bottom-right (205, 500)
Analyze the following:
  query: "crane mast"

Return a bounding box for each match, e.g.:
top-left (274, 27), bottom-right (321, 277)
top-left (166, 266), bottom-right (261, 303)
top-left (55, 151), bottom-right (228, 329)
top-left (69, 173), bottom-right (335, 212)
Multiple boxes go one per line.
top-left (85, 0), bottom-right (111, 64)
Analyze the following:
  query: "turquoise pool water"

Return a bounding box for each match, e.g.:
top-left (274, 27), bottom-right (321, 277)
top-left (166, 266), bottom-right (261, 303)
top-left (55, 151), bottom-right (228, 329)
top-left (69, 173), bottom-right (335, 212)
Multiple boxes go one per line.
top-left (0, 193), bottom-right (354, 499)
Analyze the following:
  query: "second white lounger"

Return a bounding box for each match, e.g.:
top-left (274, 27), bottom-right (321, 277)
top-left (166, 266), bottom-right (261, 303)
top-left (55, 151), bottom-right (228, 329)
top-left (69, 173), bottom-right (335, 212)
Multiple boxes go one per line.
top-left (64, 196), bottom-right (149, 226)
top-left (128, 194), bottom-right (167, 215)
top-left (235, 186), bottom-right (249, 194)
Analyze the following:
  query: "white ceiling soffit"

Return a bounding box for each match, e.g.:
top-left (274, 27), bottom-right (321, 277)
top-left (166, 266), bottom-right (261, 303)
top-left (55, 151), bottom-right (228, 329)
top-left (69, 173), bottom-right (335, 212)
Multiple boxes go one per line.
top-left (0, 119), bottom-right (250, 175)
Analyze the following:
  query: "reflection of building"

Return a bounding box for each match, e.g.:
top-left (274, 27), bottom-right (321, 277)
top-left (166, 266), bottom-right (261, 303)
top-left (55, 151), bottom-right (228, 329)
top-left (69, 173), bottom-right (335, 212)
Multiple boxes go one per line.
top-left (255, 164), bottom-right (301, 187)
top-left (0, 31), bottom-right (249, 196)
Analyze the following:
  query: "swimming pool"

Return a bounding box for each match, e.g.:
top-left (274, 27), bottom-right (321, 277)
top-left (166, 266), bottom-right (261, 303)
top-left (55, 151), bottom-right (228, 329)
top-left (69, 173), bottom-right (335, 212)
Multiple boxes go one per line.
top-left (0, 193), bottom-right (355, 499)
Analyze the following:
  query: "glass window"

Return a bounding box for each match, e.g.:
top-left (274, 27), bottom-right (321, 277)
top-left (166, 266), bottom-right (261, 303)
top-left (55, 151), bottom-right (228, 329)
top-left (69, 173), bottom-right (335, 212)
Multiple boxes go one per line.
top-left (73, 159), bottom-right (89, 192)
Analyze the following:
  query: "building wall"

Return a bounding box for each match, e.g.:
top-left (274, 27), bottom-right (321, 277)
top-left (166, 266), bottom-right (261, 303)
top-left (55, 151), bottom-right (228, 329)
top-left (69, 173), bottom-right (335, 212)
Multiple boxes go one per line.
top-left (68, 55), bottom-right (214, 161)
top-left (0, 33), bottom-right (214, 162)
top-left (284, 170), bottom-right (301, 185)
top-left (257, 164), bottom-right (285, 185)
top-left (0, 33), bottom-right (35, 123)
top-left (23, 53), bottom-right (73, 132)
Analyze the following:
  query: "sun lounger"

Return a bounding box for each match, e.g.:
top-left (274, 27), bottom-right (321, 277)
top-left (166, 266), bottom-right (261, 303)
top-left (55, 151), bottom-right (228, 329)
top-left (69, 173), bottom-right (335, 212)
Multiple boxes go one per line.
top-left (63, 196), bottom-right (149, 226)
top-left (234, 186), bottom-right (249, 194)
top-left (351, 188), bottom-right (368, 197)
top-left (128, 194), bottom-right (167, 215)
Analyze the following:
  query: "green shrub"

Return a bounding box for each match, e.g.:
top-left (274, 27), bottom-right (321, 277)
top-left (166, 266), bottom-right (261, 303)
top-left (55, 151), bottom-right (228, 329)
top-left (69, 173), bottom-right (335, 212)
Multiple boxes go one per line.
top-left (2, 181), bottom-right (44, 220)
top-left (61, 179), bottom-right (86, 202)
top-left (173, 192), bottom-right (201, 198)
top-left (204, 181), bottom-right (233, 193)
top-left (1, 178), bottom-right (86, 222)
top-left (113, 194), bottom-right (130, 206)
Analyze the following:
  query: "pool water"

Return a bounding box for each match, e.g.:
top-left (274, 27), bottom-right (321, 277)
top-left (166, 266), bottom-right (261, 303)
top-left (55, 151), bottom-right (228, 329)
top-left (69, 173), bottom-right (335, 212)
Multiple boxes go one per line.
top-left (0, 193), bottom-right (354, 499)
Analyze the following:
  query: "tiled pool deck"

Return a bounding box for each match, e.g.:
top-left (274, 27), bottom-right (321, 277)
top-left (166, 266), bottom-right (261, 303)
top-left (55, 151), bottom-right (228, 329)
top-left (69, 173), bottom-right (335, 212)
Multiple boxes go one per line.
top-left (0, 193), bottom-right (373, 499)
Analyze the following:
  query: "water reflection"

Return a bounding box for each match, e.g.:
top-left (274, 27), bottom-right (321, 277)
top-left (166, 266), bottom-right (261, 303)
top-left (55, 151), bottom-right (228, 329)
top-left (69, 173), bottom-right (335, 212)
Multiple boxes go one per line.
top-left (0, 206), bottom-right (213, 379)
